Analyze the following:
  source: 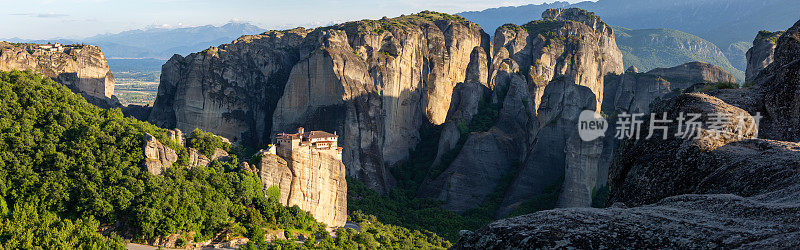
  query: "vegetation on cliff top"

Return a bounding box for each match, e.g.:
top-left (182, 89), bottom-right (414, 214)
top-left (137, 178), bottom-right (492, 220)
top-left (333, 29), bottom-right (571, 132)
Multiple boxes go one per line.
top-left (350, 10), bottom-right (476, 35)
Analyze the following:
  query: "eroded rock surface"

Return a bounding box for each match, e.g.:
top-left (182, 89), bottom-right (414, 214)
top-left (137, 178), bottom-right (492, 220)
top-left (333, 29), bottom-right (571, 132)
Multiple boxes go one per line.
top-left (258, 147), bottom-right (348, 228)
top-left (755, 19), bottom-right (800, 142)
top-left (455, 93), bottom-right (800, 249)
top-left (745, 30), bottom-right (784, 82)
top-left (150, 13), bottom-right (490, 193)
top-left (0, 42), bottom-right (117, 107)
top-left (142, 133), bottom-right (178, 176)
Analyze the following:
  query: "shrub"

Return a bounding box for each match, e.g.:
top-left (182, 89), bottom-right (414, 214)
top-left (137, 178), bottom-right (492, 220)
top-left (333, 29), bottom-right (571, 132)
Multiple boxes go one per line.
top-left (188, 128), bottom-right (231, 157)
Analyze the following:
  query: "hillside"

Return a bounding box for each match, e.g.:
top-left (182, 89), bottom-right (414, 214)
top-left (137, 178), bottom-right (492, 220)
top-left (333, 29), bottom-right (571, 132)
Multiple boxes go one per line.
top-left (0, 70), bottom-right (450, 249)
top-left (615, 27), bottom-right (744, 82)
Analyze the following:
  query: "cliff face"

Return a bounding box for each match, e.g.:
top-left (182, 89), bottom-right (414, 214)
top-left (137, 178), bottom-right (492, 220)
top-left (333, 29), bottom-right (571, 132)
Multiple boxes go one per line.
top-left (456, 18), bottom-right (800, 248)
top-left (745, 31), bottom-right (783, 82)
top-left (498, 8), bottom-right (623, 213)
top-left (419, 8), bottom-right (625, 213)
top-left (0, 42), bottom-right (116, 106)
top-left (150, 12), bottom-right (490, 193)
top-left (149, 28), bottom-right (311, 146)
top-left (258, 147), bottom-right (347, 228)
top-left (755, 19), bottom-right (800, 142)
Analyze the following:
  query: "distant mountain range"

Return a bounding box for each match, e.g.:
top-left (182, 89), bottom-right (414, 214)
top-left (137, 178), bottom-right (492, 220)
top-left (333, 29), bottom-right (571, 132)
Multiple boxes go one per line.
top-left (615, 27), bottom-right (744, 82)
top-left (458, 0), bottom-right (800, 72)
top-left (4, 22), bottom-right (264, 60)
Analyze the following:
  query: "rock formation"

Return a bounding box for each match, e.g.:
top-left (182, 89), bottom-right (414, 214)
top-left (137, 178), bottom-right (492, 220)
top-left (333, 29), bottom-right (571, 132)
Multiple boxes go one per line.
top-left (753, 21), bottom-right (800, 142)
top-left (142, 133), bottom-right (179, 176)
top-left (149, 12), bottom-right (491, 193)
top-left (647, 61), bottom-right (736, 89)
top-left (149, 27), bottom-right (311, 147)
top-left (419, 8), bottom-right (630, 214)
top-left (496, 8), bottom-right (623, 213)
top-left (0, 42), bottom-right (117, 107)
top-left (456, 93), bottom-right (800, 249)
top-left (745, 30), bottom-right (783, 82)
top-left (456, 18), bottom-right (800, 248)
top-left (258, 143), bottom-right (348, 228)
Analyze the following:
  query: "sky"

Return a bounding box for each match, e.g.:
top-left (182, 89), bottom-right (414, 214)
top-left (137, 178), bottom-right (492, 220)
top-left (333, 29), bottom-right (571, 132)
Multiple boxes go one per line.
top-left (1, 0), bottom-right (587, 39)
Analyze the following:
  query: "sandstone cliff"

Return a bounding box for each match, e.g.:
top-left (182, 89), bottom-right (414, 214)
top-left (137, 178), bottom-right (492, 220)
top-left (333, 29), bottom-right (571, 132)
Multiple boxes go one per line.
top-left (258, 147), bottom-right (347, 228)
top-left (745, 30), bottom-right (783, 82)
top-left (420, 8), bottom-right (625, 214)
top-left (0, 42), bottom-right (117, 107)
top-left (455, 19), bottom-right (800, 248)
top-left (497, 8), bottom-right (623, 213)
top-left (149, 28), bottom-right (311, 146)
top-left (150, 12), bottom-right (490, 193)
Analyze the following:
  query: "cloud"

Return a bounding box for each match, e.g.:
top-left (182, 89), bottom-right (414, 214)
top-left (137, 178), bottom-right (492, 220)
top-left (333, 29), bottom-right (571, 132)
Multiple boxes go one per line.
top-left (9, 12), bottom-right (69, 18)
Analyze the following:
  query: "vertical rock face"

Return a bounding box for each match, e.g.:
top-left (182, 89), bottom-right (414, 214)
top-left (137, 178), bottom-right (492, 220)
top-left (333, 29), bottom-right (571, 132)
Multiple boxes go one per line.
top-left (746, 31), bottom-right (784, 82)
top-left (497, 8), bottom-right (623, 213)
top-left (504, 76), bottom-right (598, 211)
top-left (420, 8), bottom-right (625, 213)
top-left (149, 13), bottom-right (490, 193)
top-left (755, 19), bottom-right (800, 142)
top-left (258, 147), bottom-right (348, 228)
top-left (0, 42), bottom-right (116, 107)
top-left (149, 28), bottom-right (311, 146)
top-left (270, 14), bottom-right (489, 193)
top-left (419, 76), bottom-right (534, 213)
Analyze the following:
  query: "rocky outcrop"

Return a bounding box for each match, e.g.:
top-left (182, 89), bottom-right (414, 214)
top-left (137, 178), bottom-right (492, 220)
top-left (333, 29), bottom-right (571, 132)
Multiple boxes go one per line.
top-left (456, 93), bottom-right (800, 249)
top-left (258, 147), bottom-right (347, 228)
top-left (431, 81), bottom-right (487, 167)
top-left (647, 61), bottom-right (736, 89)
top-left (609, 93), bottom-right (757, 206)
top-left (492, 8), bottom-right (623, 112)
top-left (149, 12), bottom-right (490, 193)
top-left (142, 133), bottom-right (179, 176)
top-left (754, 20), bottom-right (800, 142)
top-left (745, 30), bottom-right (783, 82)
top-left (0, 42), bottom-right (117, 107)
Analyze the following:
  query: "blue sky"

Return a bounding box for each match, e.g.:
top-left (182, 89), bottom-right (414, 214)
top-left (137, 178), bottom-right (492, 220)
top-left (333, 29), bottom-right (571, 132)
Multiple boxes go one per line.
top-left (2, 0), bottom-right (587, 39)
